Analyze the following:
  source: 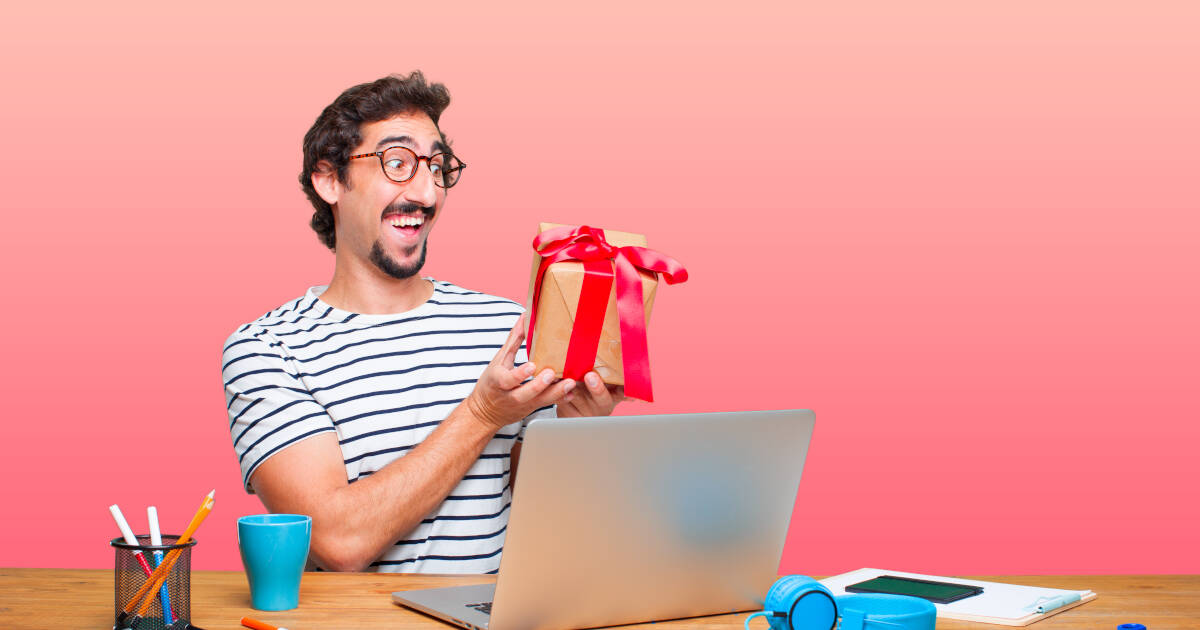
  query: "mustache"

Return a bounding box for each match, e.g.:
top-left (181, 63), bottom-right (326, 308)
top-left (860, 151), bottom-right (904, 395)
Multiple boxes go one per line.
top-left (381, 202), bottom-right (434, 219)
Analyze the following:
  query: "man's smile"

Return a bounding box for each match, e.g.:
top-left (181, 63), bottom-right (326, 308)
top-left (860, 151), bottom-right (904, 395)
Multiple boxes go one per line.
top-left (387, 215), bottom-right (424, 228)
top-left (381, 205), bottom-right (434, 244)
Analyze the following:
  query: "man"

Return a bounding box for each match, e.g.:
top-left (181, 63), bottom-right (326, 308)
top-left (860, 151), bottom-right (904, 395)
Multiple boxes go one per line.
top-left (222, 72), bottom-right (621, 573)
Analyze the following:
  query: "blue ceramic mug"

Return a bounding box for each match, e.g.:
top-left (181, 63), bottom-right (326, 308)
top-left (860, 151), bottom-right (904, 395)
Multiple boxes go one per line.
top-left (237, 514), bottom-right (312, 611)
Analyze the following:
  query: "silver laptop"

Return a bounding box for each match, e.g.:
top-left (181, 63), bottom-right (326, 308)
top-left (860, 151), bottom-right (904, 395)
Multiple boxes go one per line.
top-left (392, 409), bottom-right (815, 630)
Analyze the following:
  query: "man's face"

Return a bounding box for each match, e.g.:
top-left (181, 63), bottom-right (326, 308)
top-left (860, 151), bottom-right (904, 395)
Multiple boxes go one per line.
top-left (336, 111), bottom-right (448, 280)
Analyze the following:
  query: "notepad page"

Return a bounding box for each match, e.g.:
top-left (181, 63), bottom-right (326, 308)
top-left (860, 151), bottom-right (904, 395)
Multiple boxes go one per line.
top-left (820, 568), bottom-right (1093, 621)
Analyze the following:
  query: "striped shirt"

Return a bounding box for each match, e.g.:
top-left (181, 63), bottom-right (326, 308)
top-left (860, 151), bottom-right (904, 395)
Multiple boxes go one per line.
top-left (222, 279), bottom-right (555, 573)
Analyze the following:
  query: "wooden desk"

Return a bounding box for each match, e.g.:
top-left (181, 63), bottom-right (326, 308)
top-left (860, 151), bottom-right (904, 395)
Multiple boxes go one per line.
top-left (0, 569), bottom-right (1195, 629)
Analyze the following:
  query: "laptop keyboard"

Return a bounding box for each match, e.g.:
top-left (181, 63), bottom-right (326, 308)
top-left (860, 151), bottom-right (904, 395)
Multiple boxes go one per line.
top-left (466, 601), bottom-right (493, 615)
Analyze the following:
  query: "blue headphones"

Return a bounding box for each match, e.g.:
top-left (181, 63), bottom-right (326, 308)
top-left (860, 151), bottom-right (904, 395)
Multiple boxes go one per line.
top-left (744, 576), bottom-right (936, 630)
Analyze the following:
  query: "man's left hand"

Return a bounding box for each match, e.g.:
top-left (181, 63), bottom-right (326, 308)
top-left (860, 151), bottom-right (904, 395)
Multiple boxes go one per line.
top-left (557, 371), bottom-right (624, 418)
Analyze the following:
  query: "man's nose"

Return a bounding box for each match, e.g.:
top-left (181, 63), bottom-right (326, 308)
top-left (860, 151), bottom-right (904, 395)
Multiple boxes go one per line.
top-left (402, 159), bottom-right (439, 207)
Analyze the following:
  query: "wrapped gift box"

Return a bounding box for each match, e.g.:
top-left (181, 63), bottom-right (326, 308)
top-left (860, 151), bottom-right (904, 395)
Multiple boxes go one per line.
top-left (526, 223), bottom-right (685, 402)
top-left (527, 223), bottom-right (656, 388)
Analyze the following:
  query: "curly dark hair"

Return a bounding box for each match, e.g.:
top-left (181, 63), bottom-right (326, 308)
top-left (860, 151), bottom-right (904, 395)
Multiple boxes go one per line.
top-left (300, 71), bottom-right (452, 250)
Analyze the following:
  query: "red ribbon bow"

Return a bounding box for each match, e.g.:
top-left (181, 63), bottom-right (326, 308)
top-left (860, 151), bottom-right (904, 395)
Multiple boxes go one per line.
top-left (528, 225), bottom-right (688, 402)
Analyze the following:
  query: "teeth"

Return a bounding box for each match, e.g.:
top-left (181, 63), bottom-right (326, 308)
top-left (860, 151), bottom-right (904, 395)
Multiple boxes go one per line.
top-left (387, 215), bottom-right (424, 228)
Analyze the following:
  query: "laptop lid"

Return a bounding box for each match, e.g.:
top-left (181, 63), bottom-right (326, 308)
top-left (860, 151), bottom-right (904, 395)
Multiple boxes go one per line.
top-left (487, 409), bottom-right (815, 630)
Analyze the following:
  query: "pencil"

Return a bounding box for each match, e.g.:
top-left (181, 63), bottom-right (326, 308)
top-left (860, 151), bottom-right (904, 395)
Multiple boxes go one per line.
top-left (242, 617), bottom-right (286, 630)
top-left (123, 490), bottom-right (215, 615)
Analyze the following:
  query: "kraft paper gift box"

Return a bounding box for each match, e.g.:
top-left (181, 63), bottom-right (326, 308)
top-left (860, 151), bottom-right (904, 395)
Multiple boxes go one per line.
top-left (526, 223), bottom-right (685, 402)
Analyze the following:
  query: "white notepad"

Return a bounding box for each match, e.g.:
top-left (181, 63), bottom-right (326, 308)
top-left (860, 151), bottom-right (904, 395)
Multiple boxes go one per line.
top-left (820, 568), bottom-right (1096, 627)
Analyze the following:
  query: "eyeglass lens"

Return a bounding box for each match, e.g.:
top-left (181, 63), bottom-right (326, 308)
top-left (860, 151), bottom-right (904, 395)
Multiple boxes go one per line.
top-left (381, 146), bottom-right (462, 187)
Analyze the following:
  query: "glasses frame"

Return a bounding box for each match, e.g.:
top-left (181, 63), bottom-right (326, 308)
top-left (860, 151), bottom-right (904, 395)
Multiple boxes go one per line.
top-left (348, 146), bottom-right (466, 188)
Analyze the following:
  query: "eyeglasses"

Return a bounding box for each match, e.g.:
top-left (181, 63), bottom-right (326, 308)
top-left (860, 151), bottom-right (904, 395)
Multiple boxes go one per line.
top-left (348, 146), bottom-right (466, 188)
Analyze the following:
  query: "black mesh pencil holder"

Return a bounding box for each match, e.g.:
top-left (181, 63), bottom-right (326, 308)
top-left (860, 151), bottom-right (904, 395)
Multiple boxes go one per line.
top-left (110, 535), bottom-right (197, 630)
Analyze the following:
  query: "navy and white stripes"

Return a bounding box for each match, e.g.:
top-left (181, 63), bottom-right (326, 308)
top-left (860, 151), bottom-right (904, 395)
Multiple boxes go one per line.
top-left (223, 279), bottom-right (554, 573)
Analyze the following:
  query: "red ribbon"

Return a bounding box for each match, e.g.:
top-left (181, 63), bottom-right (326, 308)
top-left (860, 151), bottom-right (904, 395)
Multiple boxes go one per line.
top-left (528, 225), bottom-right (688, 402)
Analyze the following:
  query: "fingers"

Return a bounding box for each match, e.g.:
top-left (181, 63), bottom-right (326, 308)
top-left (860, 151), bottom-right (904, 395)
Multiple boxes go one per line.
top-left (535, 378), bottom-right (577, 409)
top-left (495, 314), bottom-right (527, 367)
top-left (469, 365), bottom-right (574, 431)
top-left (581, 372), bottom-right (614, 410)
top-left (493, 362), bottom-right (537, 391)
top-left (510, 368), bottom-right (575, 406)
top-left (559, 372), bottom-right (620, 417)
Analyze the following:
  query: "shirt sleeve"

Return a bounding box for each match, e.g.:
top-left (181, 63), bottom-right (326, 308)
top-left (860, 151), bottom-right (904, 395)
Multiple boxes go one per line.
top-left (222, 326), bottom-right (336, 493)
top-left (518, 404), bottom-right (558, 442)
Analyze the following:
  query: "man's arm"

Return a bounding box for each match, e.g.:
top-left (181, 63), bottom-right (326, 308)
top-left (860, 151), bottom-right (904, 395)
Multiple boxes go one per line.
top-left (245, 317), bottom-right (573, 572)
top-left (251, 399), bottom-right (505, 571)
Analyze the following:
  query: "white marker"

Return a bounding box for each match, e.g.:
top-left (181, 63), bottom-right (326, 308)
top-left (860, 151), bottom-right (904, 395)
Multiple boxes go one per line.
top-left (147, 506), bottom-right (164, 548)
top-left (108, 504), bottom-right (144, 553)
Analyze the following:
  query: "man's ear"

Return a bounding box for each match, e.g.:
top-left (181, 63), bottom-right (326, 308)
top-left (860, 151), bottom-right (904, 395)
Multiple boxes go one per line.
top-left (311, 161), bottom-right (342, 206)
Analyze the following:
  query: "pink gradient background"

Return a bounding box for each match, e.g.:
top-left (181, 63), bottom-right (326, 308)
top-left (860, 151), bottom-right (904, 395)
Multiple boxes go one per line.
top-left (0, 2), bottom-right (1196, 574)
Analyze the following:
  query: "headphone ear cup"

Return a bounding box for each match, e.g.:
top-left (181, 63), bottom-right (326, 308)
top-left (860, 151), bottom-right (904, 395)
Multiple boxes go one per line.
top-left (762, 576), bottom-right (838, 630)
top-left (765, 575), bottom-right (819, 610)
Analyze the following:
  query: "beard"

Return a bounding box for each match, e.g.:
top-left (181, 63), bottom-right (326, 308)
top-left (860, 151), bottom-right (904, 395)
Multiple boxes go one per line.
top-left (369, 237), bottom-right (429, 280)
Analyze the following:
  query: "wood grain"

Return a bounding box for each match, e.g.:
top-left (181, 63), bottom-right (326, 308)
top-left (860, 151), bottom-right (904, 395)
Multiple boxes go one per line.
top-left (0, 569), bottom-right (1195, 629)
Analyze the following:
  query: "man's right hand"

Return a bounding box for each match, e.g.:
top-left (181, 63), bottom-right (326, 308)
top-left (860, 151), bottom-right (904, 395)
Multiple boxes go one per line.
top-left (465, 315), bottom-right (575, 432)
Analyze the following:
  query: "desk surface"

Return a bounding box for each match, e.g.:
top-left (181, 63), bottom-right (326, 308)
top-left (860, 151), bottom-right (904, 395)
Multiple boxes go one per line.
top-left (0, 569), bottom-right (1196, 629)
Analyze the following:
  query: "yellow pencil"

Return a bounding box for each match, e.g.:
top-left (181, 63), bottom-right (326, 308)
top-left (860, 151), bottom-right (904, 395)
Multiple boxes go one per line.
top-left (123, 489), bottom-right (215, 615)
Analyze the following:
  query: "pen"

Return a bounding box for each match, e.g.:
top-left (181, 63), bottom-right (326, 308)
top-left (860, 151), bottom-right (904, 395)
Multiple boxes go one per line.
top-left (148, 506), bottom-right (175, 625)
top-left (1033, 593), bottom-right (1081, 614)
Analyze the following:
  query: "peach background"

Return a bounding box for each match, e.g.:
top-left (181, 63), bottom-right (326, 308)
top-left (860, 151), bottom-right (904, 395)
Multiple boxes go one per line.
top-left (1, 2), bottom-right (1196, 574)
